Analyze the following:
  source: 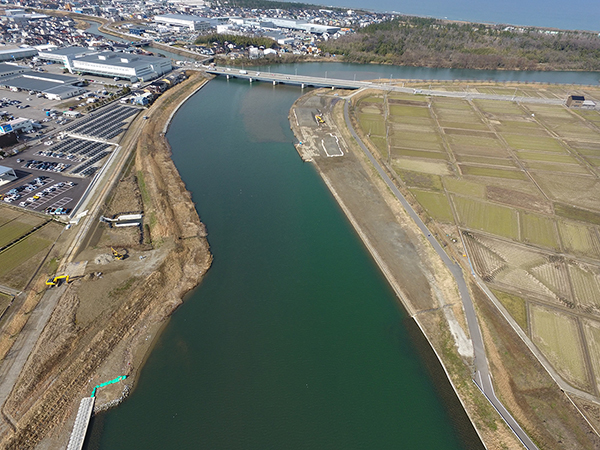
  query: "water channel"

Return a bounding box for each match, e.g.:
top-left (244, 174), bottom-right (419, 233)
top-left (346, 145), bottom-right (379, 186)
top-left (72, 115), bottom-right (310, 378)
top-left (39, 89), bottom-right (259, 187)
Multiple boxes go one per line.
top-left (84, 65), bottom-right (599, 449)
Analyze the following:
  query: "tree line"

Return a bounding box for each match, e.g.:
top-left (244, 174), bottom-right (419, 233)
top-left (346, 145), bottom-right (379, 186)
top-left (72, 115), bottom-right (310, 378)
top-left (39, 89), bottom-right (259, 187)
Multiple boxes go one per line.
top-left (320, 17), bottom-right (600, 71)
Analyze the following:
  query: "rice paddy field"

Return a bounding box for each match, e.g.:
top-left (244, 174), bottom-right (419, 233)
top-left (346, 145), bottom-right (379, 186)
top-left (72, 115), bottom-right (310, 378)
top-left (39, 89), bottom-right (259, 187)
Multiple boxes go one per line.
top-left (354, 83), bottom-right (600, 396)
top-left (0, 206), bottom-right (62, 289)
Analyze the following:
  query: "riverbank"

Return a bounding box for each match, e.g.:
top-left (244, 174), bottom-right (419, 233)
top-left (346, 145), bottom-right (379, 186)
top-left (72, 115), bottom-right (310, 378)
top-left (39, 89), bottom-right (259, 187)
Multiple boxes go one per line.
top-left (0, 72), bottom-right (212, 449)
top-left (289, 87), bottom-right (600, 449)
top-left (289, 91), bottom-right (518, 449)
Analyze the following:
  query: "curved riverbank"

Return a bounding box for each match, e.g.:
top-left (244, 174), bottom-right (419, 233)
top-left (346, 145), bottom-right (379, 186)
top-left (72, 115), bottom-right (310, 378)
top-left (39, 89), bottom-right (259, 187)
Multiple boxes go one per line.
top-left (0, 72), bottom-right (213, 449)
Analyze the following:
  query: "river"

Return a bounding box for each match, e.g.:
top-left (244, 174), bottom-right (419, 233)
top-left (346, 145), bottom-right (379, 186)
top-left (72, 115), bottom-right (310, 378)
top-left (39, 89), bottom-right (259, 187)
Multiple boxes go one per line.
top-left (84, 65), bottom-right (598, 449)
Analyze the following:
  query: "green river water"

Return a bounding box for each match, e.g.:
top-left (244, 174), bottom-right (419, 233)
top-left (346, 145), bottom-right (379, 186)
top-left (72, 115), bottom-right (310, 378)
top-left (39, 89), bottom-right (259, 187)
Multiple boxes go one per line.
top-left (86, 65), bottom-right (599, 449)
top-left (85, 78), bottom-right (485, 449)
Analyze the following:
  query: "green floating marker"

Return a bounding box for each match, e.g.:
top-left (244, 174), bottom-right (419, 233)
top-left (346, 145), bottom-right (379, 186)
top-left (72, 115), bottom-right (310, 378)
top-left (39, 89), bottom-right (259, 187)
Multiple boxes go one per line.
top-left (91, 375), bottom-right (127, 398)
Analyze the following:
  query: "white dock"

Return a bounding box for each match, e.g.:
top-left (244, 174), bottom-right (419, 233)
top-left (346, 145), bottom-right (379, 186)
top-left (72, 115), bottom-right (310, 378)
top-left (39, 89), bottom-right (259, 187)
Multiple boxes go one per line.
top-left (66, 396), bottom-right (95, 450)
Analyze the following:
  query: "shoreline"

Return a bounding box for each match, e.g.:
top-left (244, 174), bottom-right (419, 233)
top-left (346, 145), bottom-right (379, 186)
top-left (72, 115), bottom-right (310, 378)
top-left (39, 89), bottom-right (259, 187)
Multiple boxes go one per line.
top-left (314, 163), bottom-right (488, 445)
top-left (288, 90), bottom-right (521, 448)
top-left (102, 72), bottom-right (213, 402)
top-left (117, 73), bottom-right (213, 402)
top-left (0, 72), bottom-right (213, 449)
top-left (289, 84), bottom-right (600, 449)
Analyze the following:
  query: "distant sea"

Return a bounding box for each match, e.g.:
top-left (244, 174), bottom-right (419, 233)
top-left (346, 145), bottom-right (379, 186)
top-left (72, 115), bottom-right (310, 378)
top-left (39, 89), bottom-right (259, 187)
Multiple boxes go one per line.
top-left (293, 0), bottom-right (600, 32)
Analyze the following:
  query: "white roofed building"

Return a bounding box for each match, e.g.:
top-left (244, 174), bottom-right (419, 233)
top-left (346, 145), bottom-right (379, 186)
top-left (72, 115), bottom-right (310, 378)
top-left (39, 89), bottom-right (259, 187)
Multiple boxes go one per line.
top-left (71, 52), bottom-right (172, 82)
top-left (154, 14), bottom-right (213, 31)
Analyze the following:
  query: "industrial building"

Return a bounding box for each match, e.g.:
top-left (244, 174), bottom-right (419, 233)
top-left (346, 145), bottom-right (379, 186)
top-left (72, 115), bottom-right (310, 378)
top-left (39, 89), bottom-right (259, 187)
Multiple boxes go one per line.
top-left (70, 52), bottom-right (172, 82)
top-left (37, 47), bottom-right (172, 82)
top-left (37, 46), bottom-right (96, 67)
top-left (0, 63), bottom-right (86, 100)
top-left (0, 117), bottom-right (39, 134)
top-left (0, 46), bottom-right (38, 62)
top-left (153, 14), bottom-right (214, 31)
top-left (261, 18), bottom-right (340, 34)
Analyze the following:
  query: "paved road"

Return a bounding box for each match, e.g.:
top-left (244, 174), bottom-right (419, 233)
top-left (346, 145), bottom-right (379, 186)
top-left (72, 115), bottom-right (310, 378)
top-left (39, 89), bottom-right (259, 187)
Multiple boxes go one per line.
top-left (343, 99), bottom-right (539, 450)
top-left (209, 67), bottom-right (567, 106)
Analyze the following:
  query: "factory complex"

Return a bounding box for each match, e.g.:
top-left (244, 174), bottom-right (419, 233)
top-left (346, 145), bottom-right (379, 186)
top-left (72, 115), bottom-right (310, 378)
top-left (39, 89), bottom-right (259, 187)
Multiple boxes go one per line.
top-left (37, 47), bottom-right (173, 82)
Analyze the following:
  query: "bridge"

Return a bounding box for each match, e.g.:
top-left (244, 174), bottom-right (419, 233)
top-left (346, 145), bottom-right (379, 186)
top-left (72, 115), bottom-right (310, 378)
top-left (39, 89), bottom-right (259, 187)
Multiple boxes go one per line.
top-left (206, 67), bottom-right (566, 105)
top-left (66, 397), bottom-right (95, 450)
top-left (207, 67), bottom-right (371, 90)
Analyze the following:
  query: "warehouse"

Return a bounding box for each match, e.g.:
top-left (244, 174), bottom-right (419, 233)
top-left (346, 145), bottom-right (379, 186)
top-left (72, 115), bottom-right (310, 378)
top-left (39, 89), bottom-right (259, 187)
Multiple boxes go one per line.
top-left (36, 46), bottom-right (96, 69)
top-left (0, 46), bottom-right (38, 62)
top-left (70, 51), bottom-right (172, 82)
top-left (153, 14), bottom-right (214, 31)
top-left (0, 64), bottom-right (86, 99)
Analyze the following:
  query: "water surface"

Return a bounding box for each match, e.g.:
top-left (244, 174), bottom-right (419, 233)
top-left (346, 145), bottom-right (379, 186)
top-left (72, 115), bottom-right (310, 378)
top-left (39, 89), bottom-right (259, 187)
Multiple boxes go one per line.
top-left (87, 78), bottom-right (483, 450)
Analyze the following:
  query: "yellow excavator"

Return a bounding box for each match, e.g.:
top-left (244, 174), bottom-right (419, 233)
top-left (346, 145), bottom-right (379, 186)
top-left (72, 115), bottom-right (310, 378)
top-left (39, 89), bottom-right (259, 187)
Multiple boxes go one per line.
top-left (46, 275), bottom-right (69, 287)
top-left (315, 115), bottom-right (325, 124)
top-left (111, 247), bottom-right (126, 260)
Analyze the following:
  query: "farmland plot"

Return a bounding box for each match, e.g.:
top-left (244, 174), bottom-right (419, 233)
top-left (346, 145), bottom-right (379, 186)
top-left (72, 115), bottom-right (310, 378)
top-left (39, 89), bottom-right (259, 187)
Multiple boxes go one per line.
top-left (531, 306), bottom-right (590, 391)
top-left (582, 320), bottom-right (600, 393)
top-left (520, 212), bottom-right (560, 250)
top-left (534, 174), bottom-right (600, 211)
top-left (530, 261), bottom-right (572, 303)
top-left (568, 264), bottom-right (600, 309)
top-left (454, 197), bottom-right (519, 239)
top-left (558, 221), bottom-right (600, 259)
top-left (410, 189), bottom-right (454, 222)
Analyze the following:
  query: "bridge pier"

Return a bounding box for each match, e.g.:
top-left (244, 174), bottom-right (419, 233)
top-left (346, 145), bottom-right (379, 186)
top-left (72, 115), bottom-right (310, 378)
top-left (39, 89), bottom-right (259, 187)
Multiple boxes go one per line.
top-left (301, 83), bottom-right (305, 89)
top-left (226, 74), bottom-right (229, 80)
top-left (273, 80), bottom-right (277, 85)
top-left (249, 78), bottom-right (253, 83)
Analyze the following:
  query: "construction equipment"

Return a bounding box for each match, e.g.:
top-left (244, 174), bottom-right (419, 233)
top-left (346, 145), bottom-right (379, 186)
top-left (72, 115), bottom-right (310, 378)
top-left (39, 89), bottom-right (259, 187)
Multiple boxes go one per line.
top-left (46, 275), bottom-right (69, 287)
top-left (315, 115), bottom-right (325, 124)
top-left (111, 247), bottom-right (126, 260)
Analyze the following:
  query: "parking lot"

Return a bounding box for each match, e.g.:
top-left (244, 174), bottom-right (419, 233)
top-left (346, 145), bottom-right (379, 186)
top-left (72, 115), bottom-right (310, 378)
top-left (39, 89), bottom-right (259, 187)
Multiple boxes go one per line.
top-left (0, 142), bottom-right (92, 215)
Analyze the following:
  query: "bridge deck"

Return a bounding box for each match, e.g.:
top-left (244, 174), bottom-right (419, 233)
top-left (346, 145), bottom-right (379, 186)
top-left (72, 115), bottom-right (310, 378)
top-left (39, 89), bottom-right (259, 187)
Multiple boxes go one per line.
top-left (206, 67), bottom-right (566, 105)
top-left (66, 397), bottom-right (95, 450)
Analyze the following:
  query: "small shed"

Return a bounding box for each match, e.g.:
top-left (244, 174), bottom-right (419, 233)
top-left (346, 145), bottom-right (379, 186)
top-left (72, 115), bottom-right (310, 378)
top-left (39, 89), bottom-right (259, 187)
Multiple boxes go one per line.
top-left (583, 100), bottom-right (596, 109)
top-left (566, 95), bottom-right (585, 107)
top-left (0, 165), bottom-right (17, 183)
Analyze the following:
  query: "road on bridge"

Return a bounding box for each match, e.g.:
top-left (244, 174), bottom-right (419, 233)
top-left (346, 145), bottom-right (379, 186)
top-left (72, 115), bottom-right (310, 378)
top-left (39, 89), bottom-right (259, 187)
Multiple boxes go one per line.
top-left (208, 67), bottom-right (566, 106)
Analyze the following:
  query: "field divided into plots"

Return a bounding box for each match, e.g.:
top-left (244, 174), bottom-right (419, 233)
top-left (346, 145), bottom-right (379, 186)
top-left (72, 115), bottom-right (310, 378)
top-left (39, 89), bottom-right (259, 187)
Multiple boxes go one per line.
top-left (354, 83), bottom-right (600, 396)
top-left (0, 205), bottom-right (62, 289)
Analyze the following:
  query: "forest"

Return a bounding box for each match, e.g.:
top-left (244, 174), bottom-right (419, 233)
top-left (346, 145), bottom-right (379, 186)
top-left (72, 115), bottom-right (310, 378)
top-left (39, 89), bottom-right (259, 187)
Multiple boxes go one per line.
top-left (320, 17), bottom-right (600, 71)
